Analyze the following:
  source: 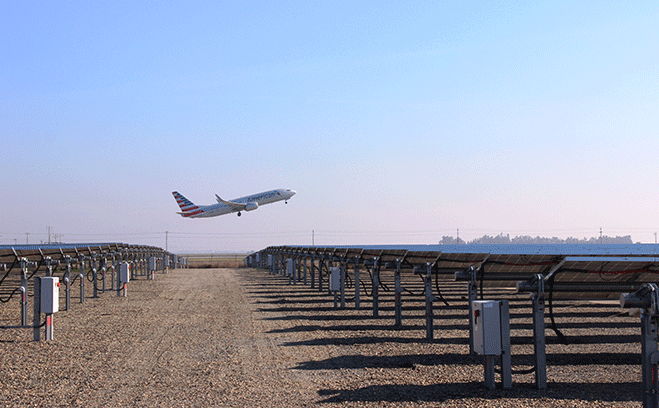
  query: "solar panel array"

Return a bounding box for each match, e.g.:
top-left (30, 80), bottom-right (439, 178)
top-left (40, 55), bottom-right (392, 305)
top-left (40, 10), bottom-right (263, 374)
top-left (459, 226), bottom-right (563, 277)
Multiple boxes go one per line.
top-left (259, 244), bottom-right (659, 297)
top-left (0, 242), bottom-right (181, 338)
top-left (247, 244), bottom-right (659, 407)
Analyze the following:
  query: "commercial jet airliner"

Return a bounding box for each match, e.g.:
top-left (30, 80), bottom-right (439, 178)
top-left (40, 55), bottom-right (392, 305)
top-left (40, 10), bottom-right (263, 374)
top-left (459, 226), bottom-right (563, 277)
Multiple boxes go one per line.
top-left (172, 188), bottom-right (296, 218)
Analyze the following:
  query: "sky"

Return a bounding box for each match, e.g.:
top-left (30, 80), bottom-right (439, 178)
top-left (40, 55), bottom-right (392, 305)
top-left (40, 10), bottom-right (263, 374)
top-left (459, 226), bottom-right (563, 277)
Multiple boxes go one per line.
top-left (1, 1), bottom-right (658, 253)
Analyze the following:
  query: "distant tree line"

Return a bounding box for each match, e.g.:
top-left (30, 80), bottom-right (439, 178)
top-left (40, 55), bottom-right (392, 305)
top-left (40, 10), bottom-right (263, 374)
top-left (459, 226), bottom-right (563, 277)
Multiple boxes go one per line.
top-left (439, 233), bottom-right (634, 245)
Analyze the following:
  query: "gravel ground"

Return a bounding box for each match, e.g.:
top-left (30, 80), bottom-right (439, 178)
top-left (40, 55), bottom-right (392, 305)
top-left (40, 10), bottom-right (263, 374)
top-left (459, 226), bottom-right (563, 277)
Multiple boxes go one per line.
top-left (0, 267), bottom-right (644, 407)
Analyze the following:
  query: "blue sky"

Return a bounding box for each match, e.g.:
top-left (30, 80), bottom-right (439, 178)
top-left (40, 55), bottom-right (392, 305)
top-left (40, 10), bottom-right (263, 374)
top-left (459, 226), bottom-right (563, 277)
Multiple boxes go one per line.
top-left (1, 1), bottom-right (657, 253)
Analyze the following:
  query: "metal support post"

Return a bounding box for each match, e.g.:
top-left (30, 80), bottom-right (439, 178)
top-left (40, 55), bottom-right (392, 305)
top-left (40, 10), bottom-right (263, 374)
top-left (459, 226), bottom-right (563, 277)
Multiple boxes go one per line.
top-left (92, 268), bottom-right (98, 298)
top-left (340, 263), bottom-right (345, 309)
top-left (621, 283), bottom-right (659, 408)
top-left (500, 300), bottom-right (512, 390)
top-left (484, 355), bottom-right (497, 390)
top-left (44, 313), bottom-right (54, 341)
top-left (20, 258), bottom-right (28, 326)
top-left (318, 259), bottom-right (324, 292)
top-left (65, 259), bottom-right (71, 311)
top-left (354, 261), bottom-right (360, 309)
top-left (532, 275), bottom-right (547, 390)
top-left (100, 258), bottom-right (106, 292)
top-left (425, 263), bottom-right (435, 340)
top-left (110, 255), bottom-right (116, 291)
top-left (64, 276), bottom-right (70, 310)
top-left (116, 256), bottom-right (122, 297)
top-left (45, 257), bottom-right (53, 277)
top-left (327, 261), bottom-right (333, 296)
top-left (303, 259), bottom-right (307, 285)
top-left (468, 267), bottom-right (479, 354)
top-left (394, 260), bottom-right (402, 328)
top-left (373, 258), bottom-right (379, 317)
top-left (310, 260), bottom-right (315, 288)
top-left (641, 310), bottom-right (659, 408)
top-left (79, 272), bottom-right (84, 303)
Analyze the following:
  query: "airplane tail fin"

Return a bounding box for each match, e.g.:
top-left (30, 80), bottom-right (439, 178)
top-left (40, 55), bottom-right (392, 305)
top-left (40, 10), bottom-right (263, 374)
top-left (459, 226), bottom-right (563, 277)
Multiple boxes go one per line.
top-left (172, 191), bottom-right (204, 217)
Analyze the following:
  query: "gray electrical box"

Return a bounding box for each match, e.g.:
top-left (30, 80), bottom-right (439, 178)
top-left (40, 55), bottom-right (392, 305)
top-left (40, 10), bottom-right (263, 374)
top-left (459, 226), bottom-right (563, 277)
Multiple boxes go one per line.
top-left (40, 277), bottom-right (59, 314)
top-left (267, 254), bottom-right (273, 267)
top-left (472, 300), bottom-right (502, 355)
top-left (120, 262), bottom-right (131, 283)
top-left (329, 267), bottom-right (341, 291)
top-left (286, 259), bottom-right (294, 276)
top-left (149, 257), bottom-right (156, 271)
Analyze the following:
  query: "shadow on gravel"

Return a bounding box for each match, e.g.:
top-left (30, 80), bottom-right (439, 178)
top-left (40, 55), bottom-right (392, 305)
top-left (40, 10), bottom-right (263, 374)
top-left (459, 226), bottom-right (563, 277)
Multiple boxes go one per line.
top-left (294, 352), bottom-right (639, 370)
top-left (284, 336), bottom-right (442, 346)
top-left (295, 353), bottom-right (477, 370)
top-left (316, 381), bottom-right (640, 403)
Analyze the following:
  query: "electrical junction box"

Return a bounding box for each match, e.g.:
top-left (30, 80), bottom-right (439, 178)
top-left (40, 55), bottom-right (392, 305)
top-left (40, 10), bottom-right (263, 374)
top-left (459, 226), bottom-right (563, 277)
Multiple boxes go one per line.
top-left (149, 257), bottom-right (156, 271)
top-left (472, 300), bottom-right (502, 355)
top-left (329, 267), bottom-right (341, 291)
top-left (40, 277), bottom-right (59, 314)
top-left (267, 254), bottom-right (272, 267)
top-left (286, 259), bottom-right (294, 276)
top-left (120, 262), bottom-right (131, 283)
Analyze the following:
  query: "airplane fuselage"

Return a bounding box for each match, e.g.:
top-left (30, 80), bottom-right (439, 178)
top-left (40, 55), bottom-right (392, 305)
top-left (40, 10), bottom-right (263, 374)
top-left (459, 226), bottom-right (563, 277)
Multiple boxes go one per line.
top-left (173, 188), bottom-right (296, 218)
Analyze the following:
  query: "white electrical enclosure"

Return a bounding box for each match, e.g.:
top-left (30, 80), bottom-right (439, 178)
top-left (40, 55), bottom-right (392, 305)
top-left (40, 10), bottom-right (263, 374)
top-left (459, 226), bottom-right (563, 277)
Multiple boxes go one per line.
top-left (329, 267), bottom-right (341, 291)
top-left (267, 254), bottom-right (272, 267)
top-left (149, 257), bottom-right (156, 271)
top-left (286, 259), bottom-right (294, 276)
top-left (40, 277), bottom-right (59, 314)
top-left (120, 262), bottom-right (131, 283)
top-left (472, 300), bottom-right (502, 355)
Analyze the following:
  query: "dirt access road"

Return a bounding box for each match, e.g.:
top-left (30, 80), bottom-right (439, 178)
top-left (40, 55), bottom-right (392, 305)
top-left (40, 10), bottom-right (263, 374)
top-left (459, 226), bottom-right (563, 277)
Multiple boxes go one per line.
top-left (0, 267), bottom-right (641, 407)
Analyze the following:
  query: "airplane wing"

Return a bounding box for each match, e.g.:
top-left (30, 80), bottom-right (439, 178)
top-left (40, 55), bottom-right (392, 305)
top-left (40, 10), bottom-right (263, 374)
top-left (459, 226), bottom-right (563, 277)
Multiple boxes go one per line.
top-left (215, 194), bottom-right (247, 211)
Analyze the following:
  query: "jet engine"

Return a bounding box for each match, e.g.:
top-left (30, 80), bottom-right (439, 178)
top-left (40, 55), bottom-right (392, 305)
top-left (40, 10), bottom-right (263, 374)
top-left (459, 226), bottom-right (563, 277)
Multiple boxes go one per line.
top-left (245, 202), bottom-right (259, 212)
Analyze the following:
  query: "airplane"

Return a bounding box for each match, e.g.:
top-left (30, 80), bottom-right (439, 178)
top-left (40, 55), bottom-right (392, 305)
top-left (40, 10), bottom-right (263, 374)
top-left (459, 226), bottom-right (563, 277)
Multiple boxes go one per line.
top-left (172, 188), bottom-right (296, 218)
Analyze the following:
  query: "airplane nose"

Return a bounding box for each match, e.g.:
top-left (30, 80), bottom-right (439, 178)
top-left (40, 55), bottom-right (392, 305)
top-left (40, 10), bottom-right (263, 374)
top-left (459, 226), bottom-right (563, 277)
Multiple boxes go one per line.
top-left (289, 190), bottom-right (297, 196)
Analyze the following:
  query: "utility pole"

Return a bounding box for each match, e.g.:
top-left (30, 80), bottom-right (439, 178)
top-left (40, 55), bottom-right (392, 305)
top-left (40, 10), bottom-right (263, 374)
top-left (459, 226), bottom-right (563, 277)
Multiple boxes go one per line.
top-left (47, 226), bottom-right (51, 244)
top-left (25, 233), bottom-right (29, 244)
top-left (165, 231), bottom-right (169, 251)
top-left (312, 230), bottom-right (315, 246)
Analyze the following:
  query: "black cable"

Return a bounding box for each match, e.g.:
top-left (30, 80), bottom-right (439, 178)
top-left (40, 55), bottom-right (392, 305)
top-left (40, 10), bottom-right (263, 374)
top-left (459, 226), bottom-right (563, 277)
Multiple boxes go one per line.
top-left (376, 266), bottom-right (390, 292)
top-left (0, 317), bottom-right (48, 330)
top-left (0, 287), bottom-right (20, 303)
top-left (479, 264), bottom-right (485, 300)
top-left (433, 269), bottom-right (450, 307)
top-left (547, 271), bottom-right (569, 345)
top-left (495, 365), bottom-right (536, 375)
top-left (0, 258), bottom-right (19, 287)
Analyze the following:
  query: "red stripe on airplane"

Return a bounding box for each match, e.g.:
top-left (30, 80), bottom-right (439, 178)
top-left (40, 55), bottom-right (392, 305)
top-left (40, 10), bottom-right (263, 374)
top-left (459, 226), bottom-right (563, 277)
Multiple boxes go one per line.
top-left (184, 210), bottom-right (203, 217)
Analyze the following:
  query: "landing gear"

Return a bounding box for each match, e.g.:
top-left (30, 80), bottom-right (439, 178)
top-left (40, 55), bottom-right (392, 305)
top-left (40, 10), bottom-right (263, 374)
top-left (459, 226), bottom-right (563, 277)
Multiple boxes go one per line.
top-left (237, 212), bottom-right (241, 217)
